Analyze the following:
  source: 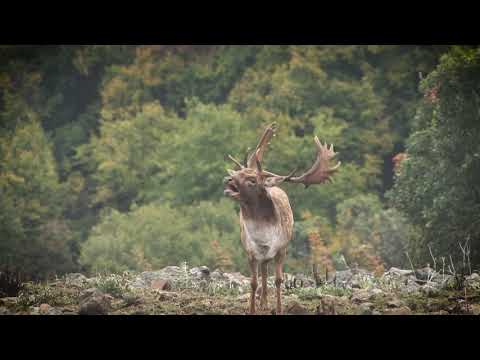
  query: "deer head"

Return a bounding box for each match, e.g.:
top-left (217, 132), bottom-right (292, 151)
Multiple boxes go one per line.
top-left (223, 122), bottom-right (341, 203)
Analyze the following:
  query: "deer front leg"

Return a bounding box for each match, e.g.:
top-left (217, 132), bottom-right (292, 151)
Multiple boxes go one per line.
top-left (260, 261), bottom-right (269, 310)
top-left (248, 258), bottom-right (258, 315)
top-left (274, 249), bottom-right (286, 315)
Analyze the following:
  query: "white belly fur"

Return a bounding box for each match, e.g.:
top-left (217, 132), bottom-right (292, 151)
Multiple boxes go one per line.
top-left (242, 219), bottom-right (288, 262)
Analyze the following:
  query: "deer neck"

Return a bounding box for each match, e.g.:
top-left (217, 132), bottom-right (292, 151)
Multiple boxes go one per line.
top-left (240, 190), bottom-right (277, 223)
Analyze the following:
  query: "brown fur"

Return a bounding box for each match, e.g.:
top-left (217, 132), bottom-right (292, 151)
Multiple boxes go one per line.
top-left (224, 123), bottom-right (340, 314)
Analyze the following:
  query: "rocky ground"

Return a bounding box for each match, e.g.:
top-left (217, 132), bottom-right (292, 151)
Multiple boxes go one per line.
top-left (1, 264), bottom-right (480, 315)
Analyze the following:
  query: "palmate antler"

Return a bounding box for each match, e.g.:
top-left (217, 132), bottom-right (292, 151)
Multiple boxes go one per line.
top-left (227, 122), bottom-right (341, 187)
top-left (258, 136), bottom-right (341, 188)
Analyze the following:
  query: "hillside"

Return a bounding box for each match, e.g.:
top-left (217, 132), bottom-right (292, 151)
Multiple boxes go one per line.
top-left (1, 264), bottom-right (479, 315)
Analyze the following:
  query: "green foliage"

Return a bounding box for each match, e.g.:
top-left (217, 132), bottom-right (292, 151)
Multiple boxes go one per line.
top-left (2, 45), bottom-right (460, 279)
top-left (0, 119), bottom-right (75, 279)
top-left (92, 272), bottom-right (134, 298)
top-left (80, 199), bottom-right (247, 274)
top-left (388, 46), bottom-right (480, 266)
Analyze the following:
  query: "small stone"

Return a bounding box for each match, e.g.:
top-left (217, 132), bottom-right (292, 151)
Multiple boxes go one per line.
top-left (79, 291), bottom-right (112, 315)
top-left (357, 303), bottom-right (374, 315)
top-left (421, 285), bottom-right (440, 297)
top-left (0, 306), bottom-right (11, 315)
top-left (190, 266), bottom-right (210, 280)
top-left (0, 297), bottom-right (18, 307)
top-left (151, 279), bottom-right (172, 291)
top-left (39, 303), bottom-right (61, 315)
top-left (351, 289), bottom-right (370, 304)
top-left (386, 299), bottom-right (403, 308)
top-left (286, 301), bottom-right (310, 315)
top-left (384, 306), bottom-right (412, 315)
top-left (65, 273), bottom-right (89, 287)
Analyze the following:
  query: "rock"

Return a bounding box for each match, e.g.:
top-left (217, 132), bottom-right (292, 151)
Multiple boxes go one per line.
top-left (0, 297), bottom-right (18, 307)
top-left (286, 301), bottom-right (310, 315)
top-left (135, 266), bottom-right (187, 289)
top-left (415, 267), bottom-right (435, 281)
top-left (190, 266), bottom-right (210, 280)
top-left (351, 280), bottom-right (361, 289)
top-left (421, 284), bottom-right (440, 297)
top-left (351, 289), bottom-right (371, 304)
top-left (0, 306), bottom-right (11, 315)
top-left (385, 267), bottom-right (414, 277)
top-left (210, 270), bottom-right (226, 281)
top-left (223, 272), bottom-right (250, 289)
top-left (384, 306), bottom-right (412, 315)
top-left (371, 288), bottom-right (384, 297)
top-left (79, 290), bottom-right (112, 315)
top-left (65, 273), bottom-right (89, 287)
top-left (39, 303), bottom-right (62, 315)
top-left (386, 299), bottom-right (404, 308)
top-left (151, 279), bottom-right (172, 291)
top-left (467, 272), bottom-right (480, 281)
top-left (357, 303), bottom-right (374, 315)
top-left (332, 270), bottom-right (353, 287)
top-left (290, 273), bottom-right (316, 288)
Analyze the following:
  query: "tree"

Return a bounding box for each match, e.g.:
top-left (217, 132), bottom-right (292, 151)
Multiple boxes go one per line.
top-left (388, 46), bottom-right (480, 267)
top-left (0, 118), bottom-right (74, 279)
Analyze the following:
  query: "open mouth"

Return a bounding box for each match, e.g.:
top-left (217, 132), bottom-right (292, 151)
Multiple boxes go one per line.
top-left (224, 179), bottom-right (240, 198)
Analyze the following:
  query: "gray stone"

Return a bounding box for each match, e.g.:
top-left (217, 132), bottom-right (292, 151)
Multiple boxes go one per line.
top-left (386, 299), bottom-right (404, 308)
top-left (39, 303), bottom-right (62, 315)
top-left (351, 289), bottom-right (371, 304)
top-left (385, 267), bottom-right (415, 277)
top-left (358, 303), bottom-right (374, 315)
top-left (0, 306), bottom-right (11, 315)
top-left (0, 297), bottom-right (18, 307)
top-left (421, 284), bottom-right (440, 297)
top-left (286, 301), bottom-right (310, 315)
top-left (78, 290), bottom-right (112, 315)
top-left (190, 266), bottom-right (210, 280)
top-left (65, 273), bottom-right (89, 287)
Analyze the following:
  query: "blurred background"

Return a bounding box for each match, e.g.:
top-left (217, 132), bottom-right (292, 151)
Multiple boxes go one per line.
top-left (1, 45), bottom-right (479, 281)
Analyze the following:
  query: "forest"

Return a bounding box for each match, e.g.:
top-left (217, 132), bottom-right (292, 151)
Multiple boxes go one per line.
top-left (1, 45), bottom-right (479, 283)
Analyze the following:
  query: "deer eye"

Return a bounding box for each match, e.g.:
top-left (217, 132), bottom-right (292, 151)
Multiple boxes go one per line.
top-left (246, 179), bottom-right (256, 186)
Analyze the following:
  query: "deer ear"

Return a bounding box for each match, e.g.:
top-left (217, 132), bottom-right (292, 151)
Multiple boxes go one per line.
top-left (264, 176), bottom-right (287, 187)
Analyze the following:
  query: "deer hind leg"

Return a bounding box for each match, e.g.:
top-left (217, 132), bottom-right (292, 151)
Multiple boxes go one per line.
top-left (260, 261), bottom-right (269, 310)
top-left (249, 258), bottom-right (258, 315)
top-left (274, 249), bottom-right (286, 315)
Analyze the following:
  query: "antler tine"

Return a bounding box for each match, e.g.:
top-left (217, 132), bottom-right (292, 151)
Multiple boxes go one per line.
top-left (227, 154), bottom-right (244, 170)
top-left (247, 122), bottom-right (277, 170)
top-left (243, 147), bottom-right (251, 168)
top-left (287, 135), bottom-right (341, 186)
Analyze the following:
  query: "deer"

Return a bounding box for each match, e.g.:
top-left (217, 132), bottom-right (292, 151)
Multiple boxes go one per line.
top-left (223, 122), bottom-right (341, 314)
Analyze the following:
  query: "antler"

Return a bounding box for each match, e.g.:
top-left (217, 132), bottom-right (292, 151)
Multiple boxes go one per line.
top-left (260, 136), bottom-right (341, 188)
top-left (288, 136), bottom-right (341, 187)
top-left (226, 122), bottom-right (277, 171)
top-left (246, 122), bottom-right (277, 170)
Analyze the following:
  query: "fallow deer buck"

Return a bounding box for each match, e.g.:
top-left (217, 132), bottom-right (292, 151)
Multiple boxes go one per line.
top-left (223, 122), bottom-right (341, 315)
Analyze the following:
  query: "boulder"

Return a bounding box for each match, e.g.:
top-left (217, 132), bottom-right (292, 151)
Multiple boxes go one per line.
top-left (421, 284), bottom-right (440, 297)
top-left (0, 306), bottom-right (11, 315)
top-left (190, 266), bottom-right (210, 280)
top-left (357, 302), bottom-right (374, 315)
top-left (65, 273), bottom-right (89, 288)
top-left (39, 303), bottom-right (62, 315)
top-left (151, 279), bottom-right (172, 291)
top-left (78, 289), bottom-right (112, 315)
top-left (286, 301), bottom-right (310, 315)
top-left (0, 297), bottom-right (17, 307)
top-left (384, 306), bottom-right (412, 315)
top-left (385, 267), bottom-right (415, 277)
